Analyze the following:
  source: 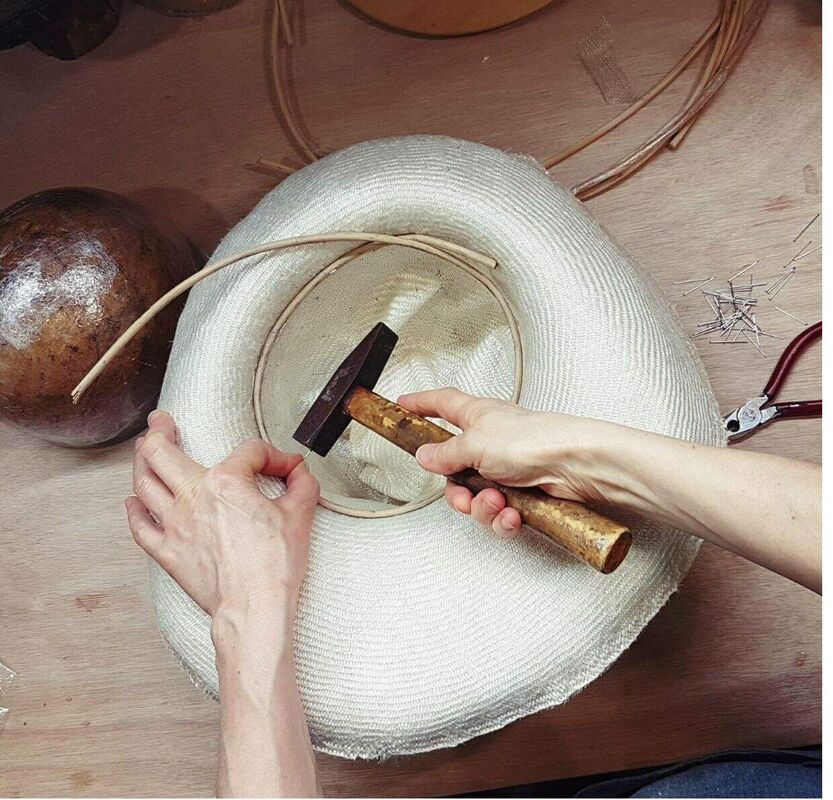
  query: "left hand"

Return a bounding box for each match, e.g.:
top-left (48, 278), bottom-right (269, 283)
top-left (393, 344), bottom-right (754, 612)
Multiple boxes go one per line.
top-left (126, 411), bottom-right (320, 620)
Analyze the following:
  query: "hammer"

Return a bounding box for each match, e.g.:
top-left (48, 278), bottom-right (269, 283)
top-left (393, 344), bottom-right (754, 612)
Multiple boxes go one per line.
top-left (293, 323), bottom-right (632, 573)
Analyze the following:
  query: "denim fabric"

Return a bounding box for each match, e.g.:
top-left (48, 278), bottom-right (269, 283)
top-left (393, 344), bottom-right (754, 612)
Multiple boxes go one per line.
top-left (633, 759), bottom-right (821, 797)
top-left (575, 748), bottom-right (821, 798)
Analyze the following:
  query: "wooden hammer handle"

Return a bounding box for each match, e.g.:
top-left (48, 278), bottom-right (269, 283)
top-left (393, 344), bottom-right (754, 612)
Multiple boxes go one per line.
top-left (346, 386), bottom-right (632, 573)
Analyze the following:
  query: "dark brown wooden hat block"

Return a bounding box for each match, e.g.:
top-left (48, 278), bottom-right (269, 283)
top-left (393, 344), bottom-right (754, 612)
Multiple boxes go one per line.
top-left (0, 188), bottom-right (203, 447)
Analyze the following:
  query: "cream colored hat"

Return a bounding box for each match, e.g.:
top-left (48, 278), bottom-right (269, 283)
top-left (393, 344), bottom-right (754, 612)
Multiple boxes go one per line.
top-left (152, 135), bottom-right (724, 759)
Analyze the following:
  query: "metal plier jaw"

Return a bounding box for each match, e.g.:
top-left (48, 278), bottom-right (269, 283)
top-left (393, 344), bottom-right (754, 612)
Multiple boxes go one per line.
top-left (724, 395), bottom-right (778, 441)
top-left (722, 321), bottom-right (822, 443)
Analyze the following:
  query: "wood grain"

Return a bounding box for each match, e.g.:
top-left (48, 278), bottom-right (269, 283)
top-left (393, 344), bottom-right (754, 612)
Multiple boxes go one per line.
top-left (0, 0), bottom-right (820, 795)
top-left (346, 386), bottom-right (632, 573)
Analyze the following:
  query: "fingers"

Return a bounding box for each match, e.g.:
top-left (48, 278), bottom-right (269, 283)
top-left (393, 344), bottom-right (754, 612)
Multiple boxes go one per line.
top-left (397, 388), bottom-right (477, 429)
top-left (493, 506), bottom-right (522, 537)
top-left (415, 435), bottom-right (476, 476)
top-left (140, 412), bottom-right (203, 494)
top-left (133, 435), bottom-right (173, 518)
top-left (125, 495), bottom-right (165, 558)
top-left (280, 460), bottom-right (321, 517)
top-left (444, 485), bottom-right (522, 538)
top-left (148, 409), bottom-right (177, 441)
top-left (471, 487), bottom-right (506, 526)
top-left (445, 483), bottom-right (473, 514)
top-left (222, 439), bottom-right (304, 479)
top-left (222, 440), bottom-right (319, 518)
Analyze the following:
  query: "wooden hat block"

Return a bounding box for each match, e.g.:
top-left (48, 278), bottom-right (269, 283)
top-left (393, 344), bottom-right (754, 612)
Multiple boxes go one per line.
top-left (344, 0), bottom-right (554, 36)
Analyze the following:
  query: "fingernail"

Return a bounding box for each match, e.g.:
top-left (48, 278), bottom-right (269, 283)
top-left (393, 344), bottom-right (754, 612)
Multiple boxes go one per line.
top-left (148, 410), bottom-right (162, 424)
top-left (135, 436), bottom-right (144, 451)
top-left (484, 497), bottom-right (500, 512)
top-left (415, 444), bottom-right (435, 466)
top-left (501, 517), bottom-right (516, 531)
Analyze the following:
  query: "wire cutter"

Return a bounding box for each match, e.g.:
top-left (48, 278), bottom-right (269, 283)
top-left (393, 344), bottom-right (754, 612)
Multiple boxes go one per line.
top-left (724, 321), bottom-right (822, 442)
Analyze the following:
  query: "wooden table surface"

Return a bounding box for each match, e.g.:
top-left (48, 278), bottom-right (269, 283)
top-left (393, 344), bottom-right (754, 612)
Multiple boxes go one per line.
top-left (0, 0), bottom-right (821, 796)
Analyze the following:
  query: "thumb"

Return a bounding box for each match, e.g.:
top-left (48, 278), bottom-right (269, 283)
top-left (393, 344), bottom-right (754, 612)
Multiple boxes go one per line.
top-left (415, 436), bottom-right (474, 475)
top-left (223, 439), bottom-right (303, 479)
top-left (279, 459), bottom-right (321, 517)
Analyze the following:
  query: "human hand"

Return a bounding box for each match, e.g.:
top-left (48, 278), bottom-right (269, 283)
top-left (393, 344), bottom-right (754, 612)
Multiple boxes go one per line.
top-left (397, 389), bottom-right (620, 536)
top-left (126, 411), bottom-right (320, 623)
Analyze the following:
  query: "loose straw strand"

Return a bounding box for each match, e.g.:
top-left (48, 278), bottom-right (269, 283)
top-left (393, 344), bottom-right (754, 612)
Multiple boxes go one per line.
top-left (270, 0), bottom-right (318, 163)
top-left (668, 0), bottom-right (744, 149)
top-left (255, 157), bottom-right (297, 176)
top-left (571, 0), bottom-right (767, 200)
top-left (276, 0), bottom-right (293, 46)
top-left (543, 12), bottom-right (722, 170)
top-left (260, 2), bottom-right (766, 200)
top-left (71, 233), bottom-right (499, 402)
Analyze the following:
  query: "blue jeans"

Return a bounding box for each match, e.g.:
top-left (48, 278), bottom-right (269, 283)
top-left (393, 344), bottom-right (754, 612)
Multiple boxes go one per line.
top-left (574, 748), bottom-right (822, 798)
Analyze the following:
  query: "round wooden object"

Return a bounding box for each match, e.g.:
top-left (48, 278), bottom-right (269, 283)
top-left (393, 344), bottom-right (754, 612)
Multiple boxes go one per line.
top-left (0, 0), bottom-right (122, 60)
top-left (0, 188), bottom-right (202, 447)
top-left (132, 0), bottom-right (240, 16)
top-left (344, 0), bottom-right (554, 36)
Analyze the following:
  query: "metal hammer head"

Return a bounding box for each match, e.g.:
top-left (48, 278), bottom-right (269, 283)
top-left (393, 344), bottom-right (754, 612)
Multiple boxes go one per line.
top-left (293, 322), bottom-right (398, 456)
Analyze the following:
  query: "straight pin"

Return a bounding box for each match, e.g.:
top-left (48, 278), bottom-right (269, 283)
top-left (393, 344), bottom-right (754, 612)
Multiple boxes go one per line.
top-left (771, 303), bottom-right (807, 326)
top-left (765, 269), bottom-right (793, 295)
top-left (727, 260), bottom-right (759, 283)
top-left (743, 330), bottom-right (766, 357)
top-left (793, 213), bottom-right (820, 242)
top-left (682, 276), bottom-right (715, 296)
top-left (768, 269), bottom-right (795, 300)
top-left (794, 245), bottom-right (821, 261)
top-left (782, 241), bottom-right (813, 268)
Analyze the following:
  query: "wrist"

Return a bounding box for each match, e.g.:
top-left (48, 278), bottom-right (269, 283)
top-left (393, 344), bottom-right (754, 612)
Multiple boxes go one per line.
top-left (536, 415), bottom-right (661, 515)
top-left (211, 594), bottom-right (296, 669)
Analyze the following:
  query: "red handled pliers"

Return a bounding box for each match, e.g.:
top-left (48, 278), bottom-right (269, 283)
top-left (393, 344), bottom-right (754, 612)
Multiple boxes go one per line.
top-left (723, 321), bottom-right (822, 442)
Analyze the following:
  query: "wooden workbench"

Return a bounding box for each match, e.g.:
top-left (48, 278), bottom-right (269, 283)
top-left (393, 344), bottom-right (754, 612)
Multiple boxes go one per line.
top-left (0, 0), bottom-right (820, 795)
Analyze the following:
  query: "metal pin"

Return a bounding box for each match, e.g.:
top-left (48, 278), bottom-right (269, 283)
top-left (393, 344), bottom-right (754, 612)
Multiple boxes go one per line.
top-left (742, 330), bottom-right (766, 357)
top-left (767, 269), bottom-right (795, 300)
top-left (771, 303), bottom-right (808, 326)
top-left (794, 245), bottom-right (821, 261)
top-left (673, 277), bottom-right (713, 285)
top-left (793, 213), bottom-right (820, 242)
top-left (703, 291), bottom-right (757, 305)
top-left (782, 241), bottom-right (813, 268)
top-left (682, 276), bottom-right (715, 296)
top-left (705, 294), bottom-right (722, 321)
top-left (765, 269), bottom-right (793, 295)
top-left (727, 260), bottom-right (759, 283)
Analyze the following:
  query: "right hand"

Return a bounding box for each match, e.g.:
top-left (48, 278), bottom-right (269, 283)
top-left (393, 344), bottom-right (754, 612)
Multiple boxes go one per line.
top-left (397, 388), bottom-right (619, 536)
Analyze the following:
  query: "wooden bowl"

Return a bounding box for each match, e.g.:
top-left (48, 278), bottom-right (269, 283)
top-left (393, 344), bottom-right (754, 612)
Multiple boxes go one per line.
top-left (344, 0), bottom-right (554, 36)
top-left (0, 188), bottom-right (202, 447)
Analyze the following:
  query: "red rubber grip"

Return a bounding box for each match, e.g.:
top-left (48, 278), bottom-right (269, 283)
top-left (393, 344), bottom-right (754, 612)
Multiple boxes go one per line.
top-left (763, 321), bottom-right (822, 399)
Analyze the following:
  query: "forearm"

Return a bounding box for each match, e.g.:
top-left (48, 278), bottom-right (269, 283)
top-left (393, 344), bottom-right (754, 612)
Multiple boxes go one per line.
top-left (552, 422), bottom-right (821, 592)
top-left (213, 604), bottom-right (320, 798)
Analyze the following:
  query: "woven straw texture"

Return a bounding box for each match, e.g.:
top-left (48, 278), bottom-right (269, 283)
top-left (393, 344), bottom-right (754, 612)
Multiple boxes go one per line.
top-left (153, 135), bottom-right (725, 759)
top-left (258, 243), bottom-right (515, 511)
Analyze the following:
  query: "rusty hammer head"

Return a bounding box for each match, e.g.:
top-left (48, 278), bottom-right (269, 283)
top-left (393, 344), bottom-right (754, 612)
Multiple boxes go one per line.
top-left (293, 322), bottom-right (398, 456)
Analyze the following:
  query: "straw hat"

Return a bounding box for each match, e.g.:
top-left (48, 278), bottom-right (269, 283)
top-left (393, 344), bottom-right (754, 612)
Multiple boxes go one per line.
top-left (152, 135), bottom-right (724, 759)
